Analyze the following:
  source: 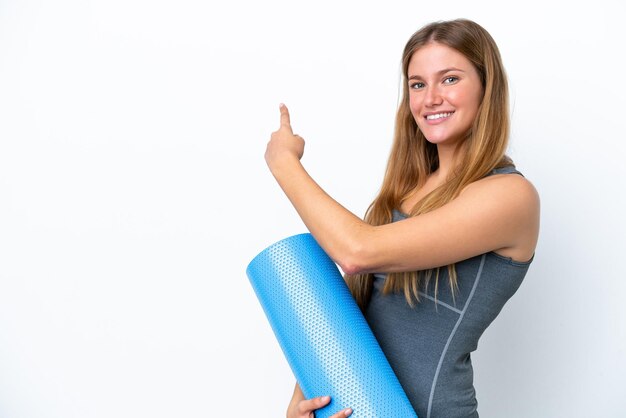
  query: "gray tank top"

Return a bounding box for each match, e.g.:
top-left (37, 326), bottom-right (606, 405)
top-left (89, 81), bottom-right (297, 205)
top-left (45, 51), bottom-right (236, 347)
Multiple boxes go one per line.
top-left (365, 166), bottom-right (532, 418)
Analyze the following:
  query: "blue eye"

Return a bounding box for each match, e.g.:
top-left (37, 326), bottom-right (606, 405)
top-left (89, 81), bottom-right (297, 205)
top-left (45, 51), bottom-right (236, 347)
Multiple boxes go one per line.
top-left (410, 82), bottom-right (425, 89)
top-left (443, 76), bottom-right (458, 84)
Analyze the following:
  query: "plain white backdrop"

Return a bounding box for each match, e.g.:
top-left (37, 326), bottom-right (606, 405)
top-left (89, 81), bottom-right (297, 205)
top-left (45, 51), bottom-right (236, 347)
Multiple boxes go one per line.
top-left (1, 0), bottom-right (624, 416)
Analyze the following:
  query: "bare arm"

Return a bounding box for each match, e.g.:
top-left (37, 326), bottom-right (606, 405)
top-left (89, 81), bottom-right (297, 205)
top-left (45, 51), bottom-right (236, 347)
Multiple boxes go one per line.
top-left (266, 104), bottom-right (539, 274)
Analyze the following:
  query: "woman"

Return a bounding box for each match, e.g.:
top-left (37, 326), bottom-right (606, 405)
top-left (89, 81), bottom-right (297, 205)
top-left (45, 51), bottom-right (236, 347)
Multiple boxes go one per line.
top-left (266, 19), bottom-right (540, 418)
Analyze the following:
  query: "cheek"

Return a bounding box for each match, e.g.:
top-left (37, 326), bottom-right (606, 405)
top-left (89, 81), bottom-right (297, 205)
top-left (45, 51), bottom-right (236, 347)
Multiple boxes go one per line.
top-left (446, 89), bottom-right (464, 107)
top-left (451, 88), bottom-right (482, 116)
top-left (408, 95), bottom-right (421, 117)
top-left (409, 103), bottom-right (423, 127)
top-left (463, 95), bottom-right (482, 122)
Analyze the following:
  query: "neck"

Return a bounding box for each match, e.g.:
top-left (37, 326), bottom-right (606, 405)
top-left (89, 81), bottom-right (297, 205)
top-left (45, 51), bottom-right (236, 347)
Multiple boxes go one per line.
top-left (434, 142), bottom-right (462, 181)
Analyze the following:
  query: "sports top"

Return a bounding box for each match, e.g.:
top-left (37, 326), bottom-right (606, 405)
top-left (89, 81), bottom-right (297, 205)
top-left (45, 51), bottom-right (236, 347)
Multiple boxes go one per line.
top-left (365, 166), bottom-right (533, 418)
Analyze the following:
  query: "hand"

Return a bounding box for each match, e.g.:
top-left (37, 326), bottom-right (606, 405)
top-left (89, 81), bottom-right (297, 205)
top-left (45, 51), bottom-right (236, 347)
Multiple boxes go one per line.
top-left (287, 384), bottom-right (352, 418)
top-left (287, 395), bottom-right (352, 418)
top-left (265, 103), bottom-right (305, 170)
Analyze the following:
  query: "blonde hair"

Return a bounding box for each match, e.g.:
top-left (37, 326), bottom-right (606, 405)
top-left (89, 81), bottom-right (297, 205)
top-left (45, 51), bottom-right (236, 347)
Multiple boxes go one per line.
top-left (345, 19), bottom-right (513, 308)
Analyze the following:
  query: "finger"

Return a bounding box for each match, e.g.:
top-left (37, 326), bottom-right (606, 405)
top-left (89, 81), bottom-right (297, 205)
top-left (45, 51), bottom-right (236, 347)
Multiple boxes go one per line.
top-left (279, 103), bottom-right (293, 132)
top-left (330, 408), bottom-right (353, 417)
top-left (297, 396), bottom-right (331, 414)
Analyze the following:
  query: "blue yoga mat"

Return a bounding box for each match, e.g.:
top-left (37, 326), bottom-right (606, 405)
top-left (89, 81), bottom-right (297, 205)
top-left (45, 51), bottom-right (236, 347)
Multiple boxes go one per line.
top-left (246, 233), bottom-right (417, 418)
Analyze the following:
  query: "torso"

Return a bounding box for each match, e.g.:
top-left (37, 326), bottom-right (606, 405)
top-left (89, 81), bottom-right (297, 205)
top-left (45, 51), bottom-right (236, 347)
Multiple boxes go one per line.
top-left (366, 166), bottom-right (537, 416)
top-left (366, 239), bottom-right (532, 418)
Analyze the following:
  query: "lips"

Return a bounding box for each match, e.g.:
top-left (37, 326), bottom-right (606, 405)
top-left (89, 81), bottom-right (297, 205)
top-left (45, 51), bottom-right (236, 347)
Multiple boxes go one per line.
top-left (425, 111), bottom-right (455, 120)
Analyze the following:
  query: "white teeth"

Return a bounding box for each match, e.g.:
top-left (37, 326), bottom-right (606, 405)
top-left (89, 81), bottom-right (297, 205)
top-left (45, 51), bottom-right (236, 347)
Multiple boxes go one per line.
top-left (426, 112), bottom-right (453, 120)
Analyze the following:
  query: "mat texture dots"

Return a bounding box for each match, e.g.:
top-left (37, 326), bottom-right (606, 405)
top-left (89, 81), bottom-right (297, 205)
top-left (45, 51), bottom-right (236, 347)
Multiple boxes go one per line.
top-left (247, 233), bottom-right (417, 417)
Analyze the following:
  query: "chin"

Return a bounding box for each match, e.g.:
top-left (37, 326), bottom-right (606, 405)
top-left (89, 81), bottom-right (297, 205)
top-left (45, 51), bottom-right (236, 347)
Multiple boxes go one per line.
top-left (422, 130), bottom-right (463, 145)
top-left (423, 134), bottom-right (448, 144)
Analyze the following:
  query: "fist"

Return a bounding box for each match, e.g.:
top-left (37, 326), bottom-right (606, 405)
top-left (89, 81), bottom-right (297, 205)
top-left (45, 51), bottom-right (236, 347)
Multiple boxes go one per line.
top-left (265, 103), bottom-right (305, 168)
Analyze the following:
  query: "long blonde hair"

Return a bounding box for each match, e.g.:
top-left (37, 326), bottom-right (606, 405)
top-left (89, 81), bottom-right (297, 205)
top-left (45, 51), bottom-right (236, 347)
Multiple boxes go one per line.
top-left (345, 19), bottom-right (513, 308)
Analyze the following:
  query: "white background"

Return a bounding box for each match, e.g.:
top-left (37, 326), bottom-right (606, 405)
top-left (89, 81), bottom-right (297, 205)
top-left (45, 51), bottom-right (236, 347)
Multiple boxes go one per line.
top-left (1, 0), bottom-right (624, 417)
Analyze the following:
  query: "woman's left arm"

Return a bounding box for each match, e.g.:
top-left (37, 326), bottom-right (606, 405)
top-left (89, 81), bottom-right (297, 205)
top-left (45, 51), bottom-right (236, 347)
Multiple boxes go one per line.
top-left (265, 104), bottom-right (540, 275)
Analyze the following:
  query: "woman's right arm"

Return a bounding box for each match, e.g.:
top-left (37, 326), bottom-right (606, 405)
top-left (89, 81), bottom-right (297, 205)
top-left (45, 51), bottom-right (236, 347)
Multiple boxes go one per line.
top-left (266, 104), bottom-right (539, 275)
top-left (287, 383), bottom-right (352, 418)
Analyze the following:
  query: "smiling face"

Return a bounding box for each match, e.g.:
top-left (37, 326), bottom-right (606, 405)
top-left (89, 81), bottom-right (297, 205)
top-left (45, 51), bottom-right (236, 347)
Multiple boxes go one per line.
top-left (407, 42), bottom-right (484, 147)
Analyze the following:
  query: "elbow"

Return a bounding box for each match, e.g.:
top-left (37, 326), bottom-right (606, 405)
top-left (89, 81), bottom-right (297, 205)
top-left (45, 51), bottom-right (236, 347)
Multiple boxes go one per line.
top-left (338, 261), bottom-right (361, 276)
top-left (336, 240), bottom-right (372, 276)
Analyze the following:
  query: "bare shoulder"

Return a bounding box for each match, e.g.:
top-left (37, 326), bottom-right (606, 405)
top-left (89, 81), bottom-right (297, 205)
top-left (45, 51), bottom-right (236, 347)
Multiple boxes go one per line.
top-left (459, 173), bottom-right (540, 261)
top-left (462, 172), bottom-right (540, 207)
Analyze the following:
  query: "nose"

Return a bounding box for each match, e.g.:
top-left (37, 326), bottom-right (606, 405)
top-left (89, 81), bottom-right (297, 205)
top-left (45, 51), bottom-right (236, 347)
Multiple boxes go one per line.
top-left (424, 85), bottom-right (443, 107)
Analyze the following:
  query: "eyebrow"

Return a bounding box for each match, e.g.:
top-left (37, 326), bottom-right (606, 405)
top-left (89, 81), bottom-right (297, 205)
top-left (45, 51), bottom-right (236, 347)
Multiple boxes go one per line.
top-left (408, 67), bottom-right (466, 80)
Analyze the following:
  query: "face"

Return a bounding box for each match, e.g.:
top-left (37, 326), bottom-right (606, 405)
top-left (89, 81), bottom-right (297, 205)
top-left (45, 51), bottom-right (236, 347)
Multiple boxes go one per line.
top-left (407, 42), bottom-right (483, 147)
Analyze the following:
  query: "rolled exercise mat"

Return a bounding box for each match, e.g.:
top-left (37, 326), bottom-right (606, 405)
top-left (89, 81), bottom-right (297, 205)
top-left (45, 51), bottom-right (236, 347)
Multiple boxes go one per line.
top-left (246, 233), bottom-right (418, 418)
